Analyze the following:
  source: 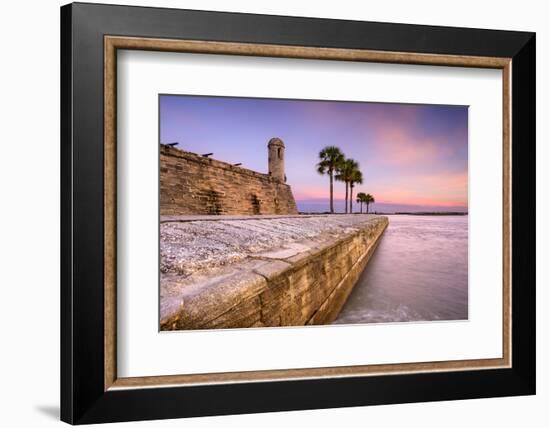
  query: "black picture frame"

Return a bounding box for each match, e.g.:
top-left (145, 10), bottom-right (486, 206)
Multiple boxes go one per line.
top-left (61, 2), bottom-right (535, 424)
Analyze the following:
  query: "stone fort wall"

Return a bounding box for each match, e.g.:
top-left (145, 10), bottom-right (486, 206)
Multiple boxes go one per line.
top-left (160, 145), bottom-right (298, 216)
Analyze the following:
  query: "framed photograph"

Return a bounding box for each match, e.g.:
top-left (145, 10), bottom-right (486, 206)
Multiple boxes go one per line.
top-left (61, 2), bottom-right (535, 424)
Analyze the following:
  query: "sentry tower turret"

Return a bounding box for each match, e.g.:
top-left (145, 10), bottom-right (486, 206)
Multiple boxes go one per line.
top-left (268, 137), bottom-right (286, 182)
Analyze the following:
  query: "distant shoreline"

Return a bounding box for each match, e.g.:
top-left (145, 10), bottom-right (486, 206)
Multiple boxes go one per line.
top-left (298, 212), bottom-right (468, 216)
top-left (387, 212), bottom-right (468, 216)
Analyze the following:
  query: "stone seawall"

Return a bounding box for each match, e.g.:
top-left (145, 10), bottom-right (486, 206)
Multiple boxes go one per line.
top-left (160, 145), bottom-right (298, 216)
top-left (160, 215), bottom-right (389, 330)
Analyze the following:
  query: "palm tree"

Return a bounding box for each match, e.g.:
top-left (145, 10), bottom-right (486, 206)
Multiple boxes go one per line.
top-left (356, 192), bottom-right (367, 213)
top-left (365, 193), bottom-right (375, 213)
top-left (316, 146), bottom-right (345, 213)
top-left (349, 169), bottom-right (363, 213)
top-left (335, 159), bottom-right (360, 214)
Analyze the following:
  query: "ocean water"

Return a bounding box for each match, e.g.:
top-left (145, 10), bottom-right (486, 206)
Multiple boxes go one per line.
top-left (334, 215), bottom-right (468, 325)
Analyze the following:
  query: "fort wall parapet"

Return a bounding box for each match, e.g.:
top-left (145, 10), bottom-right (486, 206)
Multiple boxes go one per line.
top-left (160, 144), bottom-right (298, 215)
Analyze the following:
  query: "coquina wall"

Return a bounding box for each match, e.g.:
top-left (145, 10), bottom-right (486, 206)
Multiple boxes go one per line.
top-left (160, 145), bottom-right (298, 215)
top-left (160, 216), bottom-right (389, 330)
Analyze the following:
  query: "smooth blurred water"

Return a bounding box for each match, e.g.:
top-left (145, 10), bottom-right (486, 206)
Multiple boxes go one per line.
top-left (334, 215), bottom-right (468, 324)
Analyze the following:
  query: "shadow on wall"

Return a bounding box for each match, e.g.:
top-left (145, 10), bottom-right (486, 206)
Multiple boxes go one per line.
top-left (205, 188), bottom-right (223, 215)
top-left (250, 194), bottom-right (261, 215)
top-left (35, 405), bottom-right (59, 420)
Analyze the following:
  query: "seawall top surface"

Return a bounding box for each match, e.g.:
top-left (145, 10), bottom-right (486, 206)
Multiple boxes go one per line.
top-left (161, 214), bottom-right (387, 277)
top-left (160, 214), bottom-right (389, 325)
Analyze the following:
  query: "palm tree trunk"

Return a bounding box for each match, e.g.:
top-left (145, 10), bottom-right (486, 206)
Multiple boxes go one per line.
top-left (329, 172), bottom-right (334, 213)
top-left (344, 182), bottom-right (349, 214)
top-left (349, 186), bottom-right (354, 213)
top-left (360, 201), bottom-right (363, 213)
top-left (366, 202), bottom-right (369, 214)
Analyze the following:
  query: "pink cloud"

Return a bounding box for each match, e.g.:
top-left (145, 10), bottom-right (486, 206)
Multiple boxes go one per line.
top-left (371, 171), bottom-right (468, 207)
top-left (292, 185), bottom-right (347, 201)
top-left (303, 104), bottom-right (460, 169)
top-left (369, 127), bottom-right (454, 166)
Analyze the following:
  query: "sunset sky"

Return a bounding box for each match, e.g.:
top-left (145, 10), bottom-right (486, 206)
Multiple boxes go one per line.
top-left (160, 95), bottom-right (468, 213)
